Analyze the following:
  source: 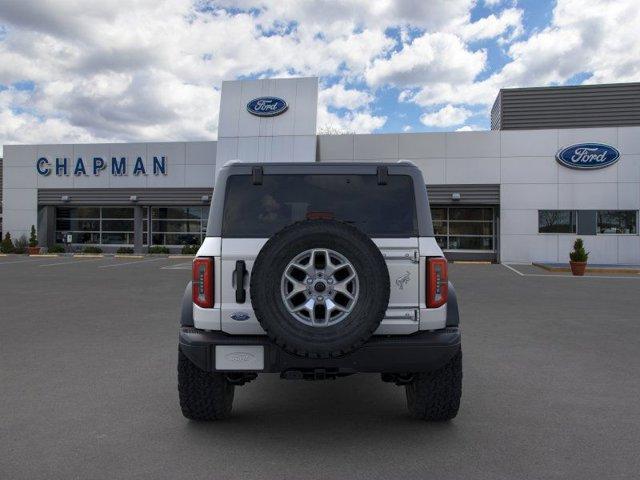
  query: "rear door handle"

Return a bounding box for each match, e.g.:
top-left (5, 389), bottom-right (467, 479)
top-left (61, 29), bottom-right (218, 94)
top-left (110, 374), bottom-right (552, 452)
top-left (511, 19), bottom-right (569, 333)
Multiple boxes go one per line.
top-left (234, 260), bottom-right (247, 303)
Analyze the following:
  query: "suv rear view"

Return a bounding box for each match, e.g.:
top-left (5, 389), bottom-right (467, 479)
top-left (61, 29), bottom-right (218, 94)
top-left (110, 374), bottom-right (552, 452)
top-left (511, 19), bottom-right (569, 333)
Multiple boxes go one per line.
top-left (178, 161), bottom-right (462, 421)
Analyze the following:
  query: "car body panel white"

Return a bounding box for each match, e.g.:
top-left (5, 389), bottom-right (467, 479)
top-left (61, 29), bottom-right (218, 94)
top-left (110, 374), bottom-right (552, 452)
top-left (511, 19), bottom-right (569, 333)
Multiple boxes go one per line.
top-left (193, 235), bottom-right (448, 333)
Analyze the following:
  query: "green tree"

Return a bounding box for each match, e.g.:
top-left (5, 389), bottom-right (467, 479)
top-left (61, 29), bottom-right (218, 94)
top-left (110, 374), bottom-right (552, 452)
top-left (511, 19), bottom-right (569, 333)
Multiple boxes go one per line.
top-left (569, 238), bottom-right (589, 262)
top-left (29, 225), bottom-right (38, 247)
top-left (1, 232), bottom-right (15, 253)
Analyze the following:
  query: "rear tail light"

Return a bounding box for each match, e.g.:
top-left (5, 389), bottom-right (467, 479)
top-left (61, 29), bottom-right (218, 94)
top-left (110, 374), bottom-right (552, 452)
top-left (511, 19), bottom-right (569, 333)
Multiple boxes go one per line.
top-left (427, 257), bottom-right (448, 308)
top-left (192, 257), bottom-right (214, 308)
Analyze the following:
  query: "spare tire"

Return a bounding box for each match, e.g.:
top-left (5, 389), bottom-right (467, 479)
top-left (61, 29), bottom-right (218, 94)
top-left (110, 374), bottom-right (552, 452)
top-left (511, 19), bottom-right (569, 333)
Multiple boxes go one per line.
top-left (250, 219), bottom-right (389, 358)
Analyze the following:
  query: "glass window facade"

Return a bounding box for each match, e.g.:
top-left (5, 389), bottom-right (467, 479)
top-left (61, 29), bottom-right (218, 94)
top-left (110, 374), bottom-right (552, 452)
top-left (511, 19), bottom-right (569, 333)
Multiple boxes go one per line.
top-left (538, 210), bottom-right (577, 233)
top-left (150, 206), bottom-right (209, 246)
top-left (431, 207), bottom-right (494, 251)
top-left (55, 206), bottom-right (209, 246)
top-left (597, 210), bottom-right (638, 234)
top-left (56, 207), bottom-right (134, 245)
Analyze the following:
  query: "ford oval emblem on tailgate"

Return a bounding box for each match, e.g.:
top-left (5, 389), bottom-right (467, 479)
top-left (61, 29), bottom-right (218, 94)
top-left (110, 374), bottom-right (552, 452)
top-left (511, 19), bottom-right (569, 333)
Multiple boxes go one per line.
top-left (230, 312), bottom-right (251, 321)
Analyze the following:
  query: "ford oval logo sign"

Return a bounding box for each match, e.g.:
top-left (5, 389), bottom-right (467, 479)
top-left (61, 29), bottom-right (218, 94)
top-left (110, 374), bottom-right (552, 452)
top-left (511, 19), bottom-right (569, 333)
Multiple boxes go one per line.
top-left (556, 143), bottom-right (620, 170)
top-left (247, 97), bottom-right (288, 117)
top-left (230, 312), bottom-right (250, 321)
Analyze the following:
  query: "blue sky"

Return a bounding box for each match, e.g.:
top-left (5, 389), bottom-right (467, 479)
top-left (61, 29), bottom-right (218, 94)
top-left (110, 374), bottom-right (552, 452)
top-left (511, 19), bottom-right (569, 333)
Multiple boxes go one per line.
top-left (0, 0), bottom-right (638, 151)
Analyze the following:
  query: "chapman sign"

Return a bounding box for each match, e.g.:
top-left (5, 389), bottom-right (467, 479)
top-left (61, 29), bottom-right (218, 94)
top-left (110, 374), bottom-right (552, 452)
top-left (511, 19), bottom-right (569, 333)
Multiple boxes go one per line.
top-left (246, 97), bottom-right (288, 117)
top-left (556, 143), bottom-right (620, 170)
top-left (36, 156), bottom-right (168, 177)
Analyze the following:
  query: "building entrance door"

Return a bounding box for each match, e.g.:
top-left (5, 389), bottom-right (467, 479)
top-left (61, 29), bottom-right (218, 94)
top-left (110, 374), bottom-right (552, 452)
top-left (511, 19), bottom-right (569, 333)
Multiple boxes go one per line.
top-left (431, 206), bottom-right (497, 262)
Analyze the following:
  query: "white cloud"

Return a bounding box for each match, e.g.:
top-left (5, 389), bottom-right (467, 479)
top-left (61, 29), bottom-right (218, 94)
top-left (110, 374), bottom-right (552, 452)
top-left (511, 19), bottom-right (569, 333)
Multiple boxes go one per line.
top-left (456, 124), bottom-right (483, 131)
top-left (405, 0), bottom-right (640, 109)
top-left (458, 7), bottom-right (523, 42)
top-left (317, 107), bottom-right (387, 134)
top-left (319, 84), bottom-right (373, 110)
top-left (0, 0), bottom-right (639, 151)
top-left (366, 32), bottom-right (486, 88)
top-left (402, 125), bottom-right (412, 132)
top-left (420, 105), bottom-right (472, 127)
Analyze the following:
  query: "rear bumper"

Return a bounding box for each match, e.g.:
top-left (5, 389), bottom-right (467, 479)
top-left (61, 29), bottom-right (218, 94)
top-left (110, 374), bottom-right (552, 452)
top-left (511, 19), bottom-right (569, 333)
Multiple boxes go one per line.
top-left (179, 327), bottom-right (461, 374)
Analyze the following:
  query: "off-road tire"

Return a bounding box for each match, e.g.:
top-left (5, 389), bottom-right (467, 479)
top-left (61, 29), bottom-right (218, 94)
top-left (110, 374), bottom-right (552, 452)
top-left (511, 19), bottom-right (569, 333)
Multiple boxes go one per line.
top-left (250, 219), bottom-right (390, 359)
top-left (405, 350), bottom-right (462, 421)
top-left (178, 348), bottom-right (235, 420)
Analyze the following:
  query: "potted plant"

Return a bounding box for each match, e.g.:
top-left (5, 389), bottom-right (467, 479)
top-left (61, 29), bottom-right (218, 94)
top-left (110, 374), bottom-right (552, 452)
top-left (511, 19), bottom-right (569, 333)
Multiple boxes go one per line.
top-left (569, 238), bottom-right (589, 276)
top-left (28, 225), bottom-right (41, 254)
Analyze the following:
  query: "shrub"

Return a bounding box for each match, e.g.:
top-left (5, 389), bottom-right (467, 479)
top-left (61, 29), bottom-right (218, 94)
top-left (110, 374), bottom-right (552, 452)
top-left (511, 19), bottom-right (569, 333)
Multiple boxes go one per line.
top-left (181, 243), bottom-right (200, 255)
top-left (29, 225), bottom-right (38, 247)
top-left (149, 245), bottom-right (170, 254)
top-left (82, 246), bottom-right (103, 254)
top-left (116, 247), bottom-right (135, 254)
top-left (569, 238), bottom-right (589, 262)
top-left (1, 233), bottom-right (14, 253)
top-left (13, 235), bottom-right (29, 254)
top-left (48, 244), bottom-right (66, 254)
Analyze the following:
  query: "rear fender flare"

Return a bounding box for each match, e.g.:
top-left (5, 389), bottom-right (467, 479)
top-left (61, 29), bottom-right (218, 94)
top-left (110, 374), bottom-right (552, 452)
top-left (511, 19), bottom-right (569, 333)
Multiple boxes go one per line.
top-left (180, 282), bottom-right (194, 327)
top-left (446, 281), bottom-right (459, 327)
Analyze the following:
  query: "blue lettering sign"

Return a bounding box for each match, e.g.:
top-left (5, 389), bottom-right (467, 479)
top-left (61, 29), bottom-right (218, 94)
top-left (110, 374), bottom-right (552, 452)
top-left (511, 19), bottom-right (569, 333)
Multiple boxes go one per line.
top-left (74, 158), bottom-right (87, 176)
top-left (153, 156), bottom-right (167, 175)
top-left (35, 155), bottom-right (168, 177)
top-left (36, 157), bottom-right (51, 176)
top-left (133, 157), bottom-right (146, 176)
top-left (55, 157), bottom-right (68, 176)
top-left (93, 157), bottom-right (106, 175)
top-left (111, 157), bottom-right (127, 175)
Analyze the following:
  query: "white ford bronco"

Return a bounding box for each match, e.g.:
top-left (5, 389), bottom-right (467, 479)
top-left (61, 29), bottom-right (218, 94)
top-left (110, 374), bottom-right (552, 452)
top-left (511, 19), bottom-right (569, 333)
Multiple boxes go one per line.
top-left (178, 161), bottom-right (462, 421)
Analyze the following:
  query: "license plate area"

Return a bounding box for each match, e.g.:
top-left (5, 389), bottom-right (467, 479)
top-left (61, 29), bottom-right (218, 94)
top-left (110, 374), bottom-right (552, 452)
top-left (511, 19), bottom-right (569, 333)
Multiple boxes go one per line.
top-left (215, 345), bottom-right (265, 370)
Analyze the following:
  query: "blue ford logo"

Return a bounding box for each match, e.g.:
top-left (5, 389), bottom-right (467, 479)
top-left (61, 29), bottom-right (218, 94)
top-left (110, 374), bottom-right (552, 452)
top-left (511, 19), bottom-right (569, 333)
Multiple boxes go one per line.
top-left (556, 143), bottom-right (620, 170)
top-left (246, 97), bottom-right (288, 117)
top-left (230, 312), bottom-right (250, 321)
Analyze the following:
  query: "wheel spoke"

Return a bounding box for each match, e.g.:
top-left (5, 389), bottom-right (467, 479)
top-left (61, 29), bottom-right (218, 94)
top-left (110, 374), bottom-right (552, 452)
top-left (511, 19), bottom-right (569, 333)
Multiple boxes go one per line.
top-left (281, 248), bottom-right (358, 327)
top-left (333, 272), bottom-right (356, 299)
top-left (291, 262), bottom-right (313, 276)
top-left (285, 282), bottom-right (307, 299)
top-left (326, 298), bottom-right (347, 313)
top-left (325, 261), bottom-right (349, 277)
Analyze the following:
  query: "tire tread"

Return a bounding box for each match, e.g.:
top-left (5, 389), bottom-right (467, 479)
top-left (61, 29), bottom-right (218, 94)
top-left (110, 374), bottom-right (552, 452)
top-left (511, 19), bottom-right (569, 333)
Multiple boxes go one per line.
top-left (178, 349), bottom-right (234, 421)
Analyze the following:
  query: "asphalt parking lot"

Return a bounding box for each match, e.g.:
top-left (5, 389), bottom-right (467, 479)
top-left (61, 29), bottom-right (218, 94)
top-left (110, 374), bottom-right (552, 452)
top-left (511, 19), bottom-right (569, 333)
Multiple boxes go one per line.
top-left (1, 256), bottom-right (640, 479)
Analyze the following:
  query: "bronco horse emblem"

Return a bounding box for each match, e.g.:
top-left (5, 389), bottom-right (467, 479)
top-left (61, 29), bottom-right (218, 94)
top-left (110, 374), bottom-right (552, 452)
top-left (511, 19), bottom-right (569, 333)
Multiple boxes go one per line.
top-left (395, 271), bottom-right (411, 290)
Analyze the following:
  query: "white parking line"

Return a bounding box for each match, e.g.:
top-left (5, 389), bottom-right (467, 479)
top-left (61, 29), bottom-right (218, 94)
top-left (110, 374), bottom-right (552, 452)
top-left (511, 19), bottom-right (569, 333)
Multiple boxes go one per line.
top-left (0, 257), bottom-right (55, 266)
top-left (39, 258), bottom-right (106, 267)
top-left (161, 262), bottom-right (192, 270)
top-left (502, 263), bottom-right (640, 279)
top-left (98, 257), bottom-right (165, 269)
top-left (502, 263), bottom-right (524, 276)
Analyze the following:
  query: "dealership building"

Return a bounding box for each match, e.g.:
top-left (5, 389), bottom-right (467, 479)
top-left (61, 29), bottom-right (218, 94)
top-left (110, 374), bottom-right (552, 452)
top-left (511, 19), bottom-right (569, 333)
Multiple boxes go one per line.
top-left (1, 78), bottom-right (639, 264)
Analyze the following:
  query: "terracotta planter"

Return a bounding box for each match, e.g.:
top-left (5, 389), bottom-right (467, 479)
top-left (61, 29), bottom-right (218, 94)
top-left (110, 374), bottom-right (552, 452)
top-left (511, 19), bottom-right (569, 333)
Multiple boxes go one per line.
top-left (569, 261), bottom-right (587, 276)
top-left (27, 246), bottom-right (41, 255)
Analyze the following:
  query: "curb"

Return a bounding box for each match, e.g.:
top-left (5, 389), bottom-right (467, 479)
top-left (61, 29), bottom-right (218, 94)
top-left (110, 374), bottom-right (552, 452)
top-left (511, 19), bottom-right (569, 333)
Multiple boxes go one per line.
top-left (73, 254), bottom-right (105, 258)
top-left (30, 254), bottom-right (59, 257)
top-left (453, 260), bottom-right (492, 265)
top-left (532, 262), bottom-right (640, 275)
top-left (114, 254), bottom-right (145, 259)
top-left (168, 255), bottom-right (195, 259)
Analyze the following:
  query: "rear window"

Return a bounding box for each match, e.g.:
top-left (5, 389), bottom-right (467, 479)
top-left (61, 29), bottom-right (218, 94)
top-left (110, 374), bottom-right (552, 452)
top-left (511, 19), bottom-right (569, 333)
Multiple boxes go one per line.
top-left (222, 174), bottom-right (417, 237)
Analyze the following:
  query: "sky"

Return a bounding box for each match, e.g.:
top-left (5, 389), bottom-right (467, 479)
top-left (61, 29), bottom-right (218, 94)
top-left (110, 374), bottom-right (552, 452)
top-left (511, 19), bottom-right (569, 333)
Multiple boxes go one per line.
top-left (0, 0), bottom-right (639, 155)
